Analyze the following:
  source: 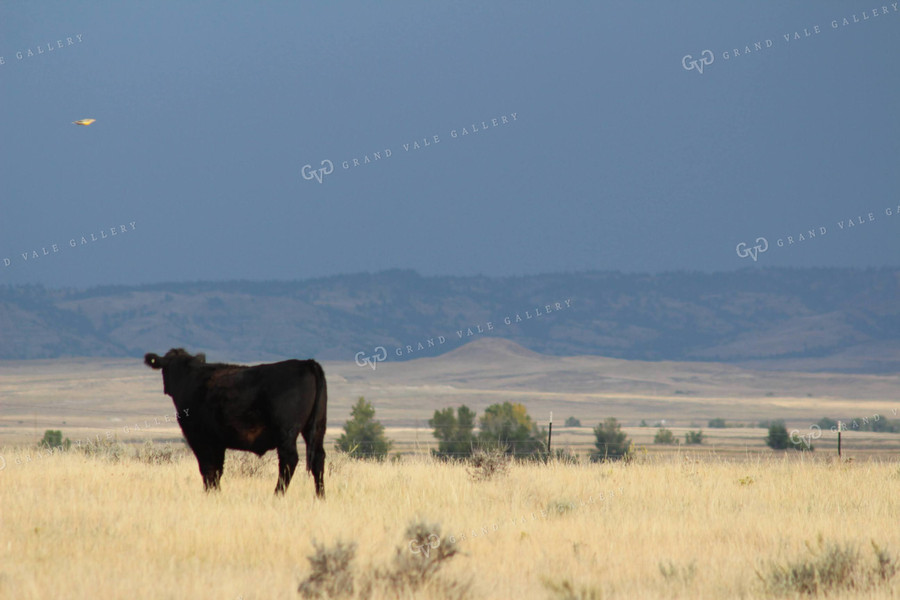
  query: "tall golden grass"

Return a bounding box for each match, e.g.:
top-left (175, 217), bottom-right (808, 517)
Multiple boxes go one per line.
top-left (1, 446), bottom-right (899, 599)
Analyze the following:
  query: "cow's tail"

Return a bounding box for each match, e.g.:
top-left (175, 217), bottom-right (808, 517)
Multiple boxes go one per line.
top-left (306, 360), bottom-right (327, 485)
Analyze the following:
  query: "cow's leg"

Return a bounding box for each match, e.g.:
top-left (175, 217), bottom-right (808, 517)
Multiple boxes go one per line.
top-left (275, 441), bottom-right (299, 495)
top-left (300, 429), bottom-right (326, 498)
top-left (311, 439), bottom-right (325, 498)
top-left (197, 447), bottom-right (225, 492)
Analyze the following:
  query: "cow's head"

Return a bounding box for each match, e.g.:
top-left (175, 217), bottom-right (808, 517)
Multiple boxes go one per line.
top-left (144, 348), bottom-right (207, 396)
top-left (145, 348), bottom-right (206, 368)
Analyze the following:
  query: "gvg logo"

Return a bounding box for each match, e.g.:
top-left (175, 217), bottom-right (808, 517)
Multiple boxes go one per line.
top-left (355, 346), bottom-right (387, 371)
top-left (790, 425), bottom-right (822, 449)
top-left (682, 50), bottom-right (714, 74)
top-left (408, 534), bottom-right (440, 557)
top-left (301, 159), bottom-right (333, 184)
top-left (736, 237), bottom-right (768, 262)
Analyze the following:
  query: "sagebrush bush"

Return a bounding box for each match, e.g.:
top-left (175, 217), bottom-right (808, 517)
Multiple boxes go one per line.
top-left (548, 499), bottom-right (578, 517)
top-left (659, 560), bottom-right (697, 585)
top-left (297, 540), bottom-right (356, 599)
top-left (759, 536), bottom-right (898, 595)
top-left (136, 441), bottom-right (179, 465)
top-left (327, 448), bottom-right (352, 477)
top-left (298, 521), bottom-right (468, 600)
top-left (542, 578), bottom-right (603, 600)
top-left (225, 451), bottom-right (274, 478)
top-left (547, 448), bottom-right (579, 464)
top-left (74, 437), bottom-right (126, 462)
top-left (465, 448), bottom-right (509, 482)
top-left (374, 520), bottom-right (463, 595)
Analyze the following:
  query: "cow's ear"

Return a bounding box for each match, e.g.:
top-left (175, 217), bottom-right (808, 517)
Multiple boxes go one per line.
top-left (145, 353), bottom-right (163, 369)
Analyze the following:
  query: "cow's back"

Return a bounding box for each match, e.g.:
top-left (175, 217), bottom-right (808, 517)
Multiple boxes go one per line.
top-left (202, 359), bottom-right (321, 453)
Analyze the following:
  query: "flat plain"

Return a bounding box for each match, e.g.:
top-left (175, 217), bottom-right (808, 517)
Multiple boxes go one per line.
top-left (2, 338), bottom-right (899, 598)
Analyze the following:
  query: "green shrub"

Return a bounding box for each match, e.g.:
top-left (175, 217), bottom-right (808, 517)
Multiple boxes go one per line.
top-left (708, 418), bottom-right (727, 428)
top-left (478, 402), bottom-right (546, 458)
top-left (816, 417), bottom-right (839, 431)
top-left (590, 418), bottom-right (632, 462)
top-left (684, 430), bottom-right (704, 445)
top-left (335, 397), bottom-right (393, 460)
top-left (765, 421), bottom-right (790, 450)
top-left (766, 422), bottom-right (811, 451)
top-left (564, 416), bottom-right (581, 427)
top-left (653, 428), bottom-right (676, 445)
top-left (836, 416), bottom-right (900, 433)
top-left (429, 405), bottom-right (476, 459)
top-left (39, 430), bottom-right (70, 451)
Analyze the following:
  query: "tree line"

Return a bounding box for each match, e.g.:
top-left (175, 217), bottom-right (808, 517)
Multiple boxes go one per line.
top-left (335, 398), bottom-right (633, 462)
top-left (334, 399), bottom-right (900, 459)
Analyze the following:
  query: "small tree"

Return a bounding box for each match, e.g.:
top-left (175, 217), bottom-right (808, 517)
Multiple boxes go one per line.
top-left (765, 422), bottom-right (790, 449)
top-left (429, 405), bottom-right (476, 459)
top-left (590, 418), bottom-right (632, 462)
top-left (765, 421), bottom-right (810, 451)
top-left (816, 417), bottom-right (839, 431)
top-left (654, 428), bottom-right (676, 444)
top-left (684, 430), bottom-right (704, 445)
top-left (564, 416), bottom-right (581, 427)
top-left (870, 418), bottom-right (900, 433)
top-left (478, 402), bottom-right (545, 458)
top-left (39, 430), bottom-right (70, 451)
top-left (708, 418), bottom-right (727, 428)
top-left (336, 397), bottom-right (393, 460)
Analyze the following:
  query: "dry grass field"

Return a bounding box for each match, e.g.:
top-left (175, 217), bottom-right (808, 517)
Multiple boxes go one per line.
top-left (1, 450), bottom-right (900, 599)
top-left (2, 340), bottom-right (900, 598)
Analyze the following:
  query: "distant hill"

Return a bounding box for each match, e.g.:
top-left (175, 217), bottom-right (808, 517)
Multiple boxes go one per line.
top-left (1, 268), bottom-right (898, 372)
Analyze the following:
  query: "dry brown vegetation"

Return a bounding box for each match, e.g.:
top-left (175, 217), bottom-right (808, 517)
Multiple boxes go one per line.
top-left (1, 448), bottom-right (899, 599)
top-left (2, 347), bottom-right (900, 598)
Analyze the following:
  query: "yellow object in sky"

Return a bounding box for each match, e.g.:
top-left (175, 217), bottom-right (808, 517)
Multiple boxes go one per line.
top-left (72, 119), bottom-right (96, 126)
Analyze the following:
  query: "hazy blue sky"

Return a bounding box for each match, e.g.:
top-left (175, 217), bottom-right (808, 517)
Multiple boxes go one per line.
top-left (1, 1), bottom-right (898, 287)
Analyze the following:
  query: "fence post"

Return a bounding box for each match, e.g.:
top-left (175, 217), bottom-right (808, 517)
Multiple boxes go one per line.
top-left (548, 412), bottom-right (553, 456)
top-left (837, 420), bottom-right (842, 458)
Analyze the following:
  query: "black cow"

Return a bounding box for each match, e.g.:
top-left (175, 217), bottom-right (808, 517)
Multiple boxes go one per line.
top-left (144, 348), bottom-right (326, 497)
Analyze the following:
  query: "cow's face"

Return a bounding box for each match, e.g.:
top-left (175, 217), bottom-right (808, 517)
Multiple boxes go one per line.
top-left (145, 348), bottom-right (207, 396)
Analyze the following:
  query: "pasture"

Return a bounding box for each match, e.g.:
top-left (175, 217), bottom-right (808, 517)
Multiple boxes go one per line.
top-left (2, 342), bottom-right (900, 598)
top-left (1, 450), bottom-right (899, 599)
